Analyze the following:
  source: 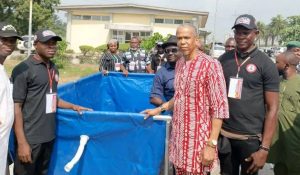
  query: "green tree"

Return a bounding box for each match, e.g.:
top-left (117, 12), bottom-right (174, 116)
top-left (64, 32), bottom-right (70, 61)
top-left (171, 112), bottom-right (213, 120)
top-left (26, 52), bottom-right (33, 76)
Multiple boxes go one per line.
top-left (140, 32), bottom-right (171, 51)
top-left (256, 21), bottom-right (266, 47)
top-left (0, 0), bottom-right (17, 23)
top-left (0, 0), bottom-right (65, 37)
top-left (280, 15), bottom-right (300, 44)
top-left (269, 15), bottom-right (287, 46)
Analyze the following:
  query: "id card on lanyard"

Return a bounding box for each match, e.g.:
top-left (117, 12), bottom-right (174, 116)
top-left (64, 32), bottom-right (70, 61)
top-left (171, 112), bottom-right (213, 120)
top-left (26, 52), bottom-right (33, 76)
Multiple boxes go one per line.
top-left (46, 67), bottom-right (57, 114)
top-left (112, 55), bottom-right (121, 71)
top-left (228, 52), bottom-right (250, 99)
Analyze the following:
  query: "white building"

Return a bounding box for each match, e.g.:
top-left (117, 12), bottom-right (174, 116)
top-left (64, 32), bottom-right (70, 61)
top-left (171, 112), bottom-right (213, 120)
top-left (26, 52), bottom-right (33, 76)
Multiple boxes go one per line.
top-left (58, 1), bottom-right (209, 52)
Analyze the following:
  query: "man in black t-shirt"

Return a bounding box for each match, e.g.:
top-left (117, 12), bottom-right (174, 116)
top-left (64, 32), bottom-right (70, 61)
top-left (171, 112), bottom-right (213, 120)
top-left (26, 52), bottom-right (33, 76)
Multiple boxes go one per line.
top-left (149, 41), bottom-right (167, 73)
top-left (11, 29), bottom-right (91, 175)
top-left (218, 14), bottom-right (279, 175)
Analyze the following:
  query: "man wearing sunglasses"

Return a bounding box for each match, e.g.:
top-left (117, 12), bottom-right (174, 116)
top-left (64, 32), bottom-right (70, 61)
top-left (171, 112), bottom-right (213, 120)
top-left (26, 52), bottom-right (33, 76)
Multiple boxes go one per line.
top-left (218, 14), bottom-right (279, 175)
top-left (150, 35), bottom-right (179, 107)
top-left (143, 24), bottom-right (229, 175)
top-left (224, 37), bottom-right (236, 53)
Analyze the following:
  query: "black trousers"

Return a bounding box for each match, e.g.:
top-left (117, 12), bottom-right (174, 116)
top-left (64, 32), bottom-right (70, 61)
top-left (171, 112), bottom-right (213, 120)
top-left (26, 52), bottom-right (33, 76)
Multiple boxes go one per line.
top-left (14, 140), bottom-right (54, 175)
top-left (218, 136), bottom-right (260, 175)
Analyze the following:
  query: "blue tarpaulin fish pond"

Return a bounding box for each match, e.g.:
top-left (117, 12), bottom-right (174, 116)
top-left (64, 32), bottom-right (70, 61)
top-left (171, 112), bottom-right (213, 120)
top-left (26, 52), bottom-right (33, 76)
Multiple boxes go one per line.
top-left (48, 72), bottom-right (167, 175)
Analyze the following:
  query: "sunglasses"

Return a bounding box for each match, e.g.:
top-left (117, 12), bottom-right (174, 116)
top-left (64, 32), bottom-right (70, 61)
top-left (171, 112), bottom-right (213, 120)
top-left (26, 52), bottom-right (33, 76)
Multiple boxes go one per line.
top-left (165, 48), bottom-right (178, 54)
top-left (225, 45), bottom-right (235, 48)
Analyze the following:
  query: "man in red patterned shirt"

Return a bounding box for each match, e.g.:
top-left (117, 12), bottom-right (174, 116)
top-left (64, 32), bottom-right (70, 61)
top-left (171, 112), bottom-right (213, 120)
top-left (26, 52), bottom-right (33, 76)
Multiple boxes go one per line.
top-left (143, 24), bottom-right (229, 175)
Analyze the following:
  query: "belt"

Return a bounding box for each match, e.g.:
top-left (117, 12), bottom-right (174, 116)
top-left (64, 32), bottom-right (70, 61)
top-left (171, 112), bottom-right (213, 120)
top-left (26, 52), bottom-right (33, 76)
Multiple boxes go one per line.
top-left (220, 129), bottom-right (262, 141)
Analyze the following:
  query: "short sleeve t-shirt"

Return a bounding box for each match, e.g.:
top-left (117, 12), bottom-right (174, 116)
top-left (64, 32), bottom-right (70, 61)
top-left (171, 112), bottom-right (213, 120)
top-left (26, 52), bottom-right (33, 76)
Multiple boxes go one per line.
top-left (150, 62), bottom-right (175, 102)
top-left (219, 48), bottom-right (279, 135)
top-left (11, 56), bottom-right (59, 144)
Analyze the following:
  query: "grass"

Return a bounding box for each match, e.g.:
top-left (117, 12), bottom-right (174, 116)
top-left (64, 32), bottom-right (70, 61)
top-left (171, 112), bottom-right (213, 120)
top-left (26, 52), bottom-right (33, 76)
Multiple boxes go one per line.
top-left (4, 59), bottom-right (99, 84)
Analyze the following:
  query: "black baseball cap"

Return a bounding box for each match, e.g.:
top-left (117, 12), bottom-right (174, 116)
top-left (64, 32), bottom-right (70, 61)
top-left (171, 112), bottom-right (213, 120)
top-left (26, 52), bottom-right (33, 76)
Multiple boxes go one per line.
top-left (34, 29), bottom-right (62, 42)
top-left (162, 35), bottom-right (178, 49)
top-left (156, 41), bottom-right (163, 46)
top-left (0, 22), bottom-right (22, 40)
top-left (232, 14), bottom-right (257, 30)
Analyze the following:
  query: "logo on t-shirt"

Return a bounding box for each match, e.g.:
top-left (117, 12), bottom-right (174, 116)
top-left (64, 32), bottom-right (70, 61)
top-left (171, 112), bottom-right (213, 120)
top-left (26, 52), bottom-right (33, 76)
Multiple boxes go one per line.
top-left (55, 74), bottom-right (59, 82)
top-left (246, 64), bottom-right (257, 73)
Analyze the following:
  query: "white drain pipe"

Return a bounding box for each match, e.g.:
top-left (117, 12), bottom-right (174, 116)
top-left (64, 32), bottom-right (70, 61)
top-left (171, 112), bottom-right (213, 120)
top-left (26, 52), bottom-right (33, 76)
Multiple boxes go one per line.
top-left (64, 135), bottom-right (89, 172)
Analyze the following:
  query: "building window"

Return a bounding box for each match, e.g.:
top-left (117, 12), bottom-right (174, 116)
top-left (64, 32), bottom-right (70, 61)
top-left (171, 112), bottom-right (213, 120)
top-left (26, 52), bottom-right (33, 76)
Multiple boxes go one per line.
top-left (72, 15), bottom-right (81, 20)
top-left (101, 16), bottom-right (110, 21)
top-left (154, 18), bottom-right (164, 23)
top-left (112, 30), bottom-right (151, 43)
top-left (72, 15), bottom-right (110, 21)
top-left (155, 18), bottom-right (190, 24)
top-left (184, 20), bottom-right (193, 24)
top-left (174, 19), bottom-right (183, 24)
top-left (91, 16), bottom-right (101, 21)
top-left (164, 19), bottom-right (174, 24)
top-left (132, 32), bottom-right (139, 37)
top-left (82, 15), bottom-right (91, 20)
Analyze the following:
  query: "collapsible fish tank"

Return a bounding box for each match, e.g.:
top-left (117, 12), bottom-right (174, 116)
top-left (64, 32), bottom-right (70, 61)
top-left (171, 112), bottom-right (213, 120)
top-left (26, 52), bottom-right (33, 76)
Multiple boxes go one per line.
top-left (48, 72), bottom-right (171, 175)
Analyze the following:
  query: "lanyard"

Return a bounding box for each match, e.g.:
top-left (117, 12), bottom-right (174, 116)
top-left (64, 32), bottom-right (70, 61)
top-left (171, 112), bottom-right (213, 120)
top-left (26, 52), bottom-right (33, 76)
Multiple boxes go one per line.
top-left (234, 51), bottom-right (251, 78)
top-left (32, 56), bottom-right (56, 93)
top-left (47, 66), bottom-right (55, 93)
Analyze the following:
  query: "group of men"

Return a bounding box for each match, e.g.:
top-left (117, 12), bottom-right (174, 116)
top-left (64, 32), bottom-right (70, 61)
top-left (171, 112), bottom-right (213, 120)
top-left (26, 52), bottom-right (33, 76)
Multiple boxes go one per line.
top-left (144, 14), bottom-right (300, 175)
top-left (0, 22), bottom-right (91, 175)
top-left (1, 12), bottom-right (300, 175)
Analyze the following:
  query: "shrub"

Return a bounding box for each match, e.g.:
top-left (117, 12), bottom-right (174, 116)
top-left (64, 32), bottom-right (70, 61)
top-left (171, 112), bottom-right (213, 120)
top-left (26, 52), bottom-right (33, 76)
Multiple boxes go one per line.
top-left (53, 40), bottom-right (69, 69)
top-left (118, 43), bottom-right (129, 52)
top-left (65, 49), bottom-right (74, 54)
top-left (95, 43), bottom-right (130, 53)
top-left (77, 55), bottom-right (99, 64)
top-left (140, 32), bottom-right (171, 52)
top-left (79, 45), bottom-right (95, 56)
top-left (95, 45), bottom-right (106, 54)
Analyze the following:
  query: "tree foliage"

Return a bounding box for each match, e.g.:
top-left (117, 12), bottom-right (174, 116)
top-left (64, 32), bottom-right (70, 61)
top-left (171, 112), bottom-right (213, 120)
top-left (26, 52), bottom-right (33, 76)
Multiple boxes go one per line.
top-left (268, 15), bottom-right (287, 45)
top-left (0, 0), bottom-right (65, 37)
top-left (280, 15), bottom-right (300, 44)
top-left (256, 21), bottom-right (266, 47)
top-left (257, 15), bottom-right (300, 46)
top-left (52, 40), bottom-right (68, 68)
top-left (141, 32), bottom-right (170, 51)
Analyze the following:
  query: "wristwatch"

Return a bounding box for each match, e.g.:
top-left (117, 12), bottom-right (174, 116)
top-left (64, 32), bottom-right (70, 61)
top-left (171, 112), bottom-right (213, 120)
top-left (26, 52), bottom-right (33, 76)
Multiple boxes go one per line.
top-left (259, 145), bottom-right (270, 152)
top-left (159, 105), bottom-right (166, 113)
top-left (206, 139), bottom-right (218, 148)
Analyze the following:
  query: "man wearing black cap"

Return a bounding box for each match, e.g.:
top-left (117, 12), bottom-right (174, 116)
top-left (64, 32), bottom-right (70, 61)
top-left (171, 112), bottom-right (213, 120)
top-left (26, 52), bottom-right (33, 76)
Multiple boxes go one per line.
top-left (0, 22), bottom-right (22, 175)
top-left (219, 14), bottom-right (279, 175)
top-left (11, 29), bottom-right (91, 175)
top-left (150, 35), bottom-right (179, 107)
top-left (150, 41), bottom-right (166, 73)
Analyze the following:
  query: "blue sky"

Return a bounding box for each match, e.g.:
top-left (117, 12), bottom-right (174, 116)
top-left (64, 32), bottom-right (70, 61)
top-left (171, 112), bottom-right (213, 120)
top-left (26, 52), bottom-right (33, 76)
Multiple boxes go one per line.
top-left (59, 0), bottom-right (300, 42)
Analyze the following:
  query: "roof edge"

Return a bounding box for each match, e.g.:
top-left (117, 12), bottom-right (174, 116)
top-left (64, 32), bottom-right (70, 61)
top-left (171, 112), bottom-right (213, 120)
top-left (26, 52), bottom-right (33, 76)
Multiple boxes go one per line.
top-left (56, 3), bottom-right (209, 15)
